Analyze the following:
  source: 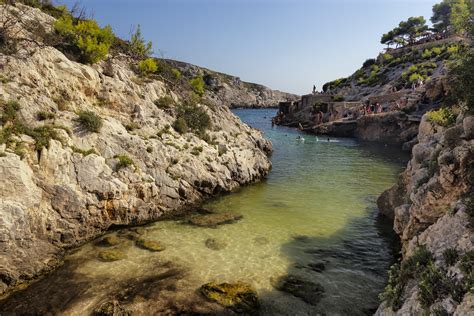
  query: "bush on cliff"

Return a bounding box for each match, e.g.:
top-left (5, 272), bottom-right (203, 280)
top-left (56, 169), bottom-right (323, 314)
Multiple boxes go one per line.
top-left (173, 102), bottom-right (211, 135)
top-left (449, 50), bottom-right (474, 112)
top-left (154, 96), bottom-right (175, 109)
top-left (0, 100), bottom-right (20, 123)
top-left (380, 246), bottom-right (433, 311)
top-left (114, 154), bottom-right (135, 171)
top-left (77, 111), bottom-right (103, 132)
top-left (54, 15), bottom-right (114, 64)
top-left (426, 107), bottom-right (455, 127)
top-left (138, 58), bottom-right (158, 76)
top-left (129, 24), bottom-right (153, 59)
top-left (190, 76), bottom-right (206, 97)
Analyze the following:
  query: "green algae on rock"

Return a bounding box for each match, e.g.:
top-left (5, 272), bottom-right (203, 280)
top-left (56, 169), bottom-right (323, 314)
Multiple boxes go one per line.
top-left (95, 235), bottom-right (121, 247)
top-left (200, 281), bottom-right (260, 313)
top-left (98, 249), bottom-right (128, 262)
top-left (135, 238), bottom-right (166, 252)
top-left (187, 212), bottom-right (243, 228)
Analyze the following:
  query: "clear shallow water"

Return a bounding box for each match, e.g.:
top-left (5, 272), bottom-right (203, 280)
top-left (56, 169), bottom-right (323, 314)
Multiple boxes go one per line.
top-left (0, 109), bottom-right (407, 315)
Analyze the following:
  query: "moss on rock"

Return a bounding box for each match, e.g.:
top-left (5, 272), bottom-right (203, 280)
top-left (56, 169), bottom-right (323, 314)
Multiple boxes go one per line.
top-left (200, 281), bottom-right (260, 313)
top-left (135, 238), bottom-right (165, 252)
top-left (98, 249), bottom-right (127, 262)
top-left (187, 212), bottom-right (243, 228)
top-left (96, 235), bottom-right (121, 247)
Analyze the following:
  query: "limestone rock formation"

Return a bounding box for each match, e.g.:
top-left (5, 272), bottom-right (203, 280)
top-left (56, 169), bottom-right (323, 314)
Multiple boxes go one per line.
top-left (162, 59), bottom-right (299, 108)
top-left (0, 3), bottom-right (271, 295)
top-left (376, 113), bottom-right (473, 315)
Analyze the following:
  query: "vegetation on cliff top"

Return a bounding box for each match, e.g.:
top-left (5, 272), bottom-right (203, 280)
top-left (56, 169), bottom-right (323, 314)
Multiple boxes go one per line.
top-left (323, 0), bottom-right (473, 92)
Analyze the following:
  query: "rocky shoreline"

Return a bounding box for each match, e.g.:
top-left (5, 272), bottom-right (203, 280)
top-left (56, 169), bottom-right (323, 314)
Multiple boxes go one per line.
top-left (0, 3), bottom-right (276, 297)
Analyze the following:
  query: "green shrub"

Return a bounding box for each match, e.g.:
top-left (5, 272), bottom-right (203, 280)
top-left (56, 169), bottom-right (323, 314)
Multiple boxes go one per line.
top-left (173, 102), bottom-right (211, 135)
top-left (124, 122), bottom-right (140, 131)
top-left (443, 248), bottom-right (458, 266)
top-left (422, 49), bottom-right (432, 59)
top-left (173, 117), bottom-right (188, 134)
top-left (426, 108), bottom-right (456, 127)
top-left (27, 125), bottom-right (59, 150)
top-left (13, 142), bottom-right (27, 159)
top-left (129, 24), bottom-right (153, 59)
top-left (432, 47), bottom-right (442, 56)
top-left (418, 262), bottom-right (449, 308)
top-left (138, 58), bottom-right (157, 76)
top-left (382, 53), bottom-right (394, 63)
top-left (36, 111), bottom-right (56, 121)
top-left (71, 146), bottom-right (96, 156)
top-left (54, 15), bottom-right (114, 64)
top-left (77, 111), bottom-right (103, 132)
top-left (446, 45), bottom-right (459, 55)
top-left (459, 250), bottom-right (473, 277)
top-left (146, 146), bottom-right (153, 153)
top-left (1, 100), bottom-right (20, 123)
top-left (190, 76), bottom-right (205, 96)
top-left (171, 68), bottom-right (182, 80)
top-left (114, 154), bottom-right (135, 171)
top-left (408, 73), bottom-right (424, 83)
top-left (379, 263), bottom-right (405, 311)
top-left (154, 96), bottom-right (175, 109)
top-left (157, 125), bottom-right (171, 138)
top-left (190, 146), bottom-right (203, 156)
top-left (380, 246), bottom-right (433, 311)
top-left (407, 64), bottom-right (418, 73)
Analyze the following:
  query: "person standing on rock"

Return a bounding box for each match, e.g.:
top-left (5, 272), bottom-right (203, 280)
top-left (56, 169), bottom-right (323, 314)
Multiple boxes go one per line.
top-left (313, 85), bottom-right (316, 94)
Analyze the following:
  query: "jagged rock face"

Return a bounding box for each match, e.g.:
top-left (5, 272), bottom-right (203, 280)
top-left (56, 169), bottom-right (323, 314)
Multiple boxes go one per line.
top-left (355, 112), bottom-right (419, 145)
top-left (0, 5), bottom-right (272, 295)
top-left (376, 114), bottom-right (473, 315)
top-left (163, 59), bottom-right (299, 108)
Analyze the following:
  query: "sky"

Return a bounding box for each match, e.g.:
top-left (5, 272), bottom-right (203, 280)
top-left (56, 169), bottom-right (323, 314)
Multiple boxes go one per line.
top-left (57, 0), bottom-right (439, 95)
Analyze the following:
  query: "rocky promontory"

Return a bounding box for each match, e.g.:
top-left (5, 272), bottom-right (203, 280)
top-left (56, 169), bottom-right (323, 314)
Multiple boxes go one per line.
top-left (274, 35), bottom-right (469, 147)
top-left (0, 3), bottom-right (271, 295)
top-left (161, 59), bottom-right (299, 109)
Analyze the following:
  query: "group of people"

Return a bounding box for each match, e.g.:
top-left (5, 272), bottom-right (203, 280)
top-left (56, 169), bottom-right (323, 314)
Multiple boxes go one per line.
top-left (412, 78), bottom-right (424, 91)
top-left (363, 102), bottom-right (384, 115)
top-left (312, 85), bottom-right (324, 94)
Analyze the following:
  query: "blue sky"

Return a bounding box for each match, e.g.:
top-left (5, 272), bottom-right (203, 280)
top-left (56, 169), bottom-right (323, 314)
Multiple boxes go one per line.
top-left (58, 0), bottom-right (438, 95)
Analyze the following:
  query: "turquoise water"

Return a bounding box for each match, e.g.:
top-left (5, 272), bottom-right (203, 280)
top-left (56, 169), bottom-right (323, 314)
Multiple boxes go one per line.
top-left (0, 109), bottom-right (407, 315)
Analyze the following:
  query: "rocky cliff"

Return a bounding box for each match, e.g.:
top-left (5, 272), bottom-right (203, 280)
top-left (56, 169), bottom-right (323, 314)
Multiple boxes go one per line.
top-left (376, 113), bottom-right (473, 315)
top-left (274, 37), bottom-right (468, 146)
top-left (0, 3), bottom-right (272, 295)
top-left (160, 59), bottom-right (299, 108)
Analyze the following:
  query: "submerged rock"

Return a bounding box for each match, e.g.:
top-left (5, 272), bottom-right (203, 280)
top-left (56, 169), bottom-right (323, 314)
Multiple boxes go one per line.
top-left (205, 238), bottom-right (228, 250)
top-left (271, 274), bottom-right (324, 306)
top-left (92, 300), bottom-right (130, 316)
top-left (135, 238), bottom-right (165, 252)
top-left (98, 249), bottom-right (127, 262)
top-left (200, 281), bottom-right (260, 313)
top-left (254, 237), bottom-right (269, 245)
top-left (187, 212), bottom-right (243, 228)
top-left (307, 262), bottom-right (326, 273)
top-left (117, 229), bottom-right (144, 241)
top-left (96, 235), bottom-right (121, 247)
